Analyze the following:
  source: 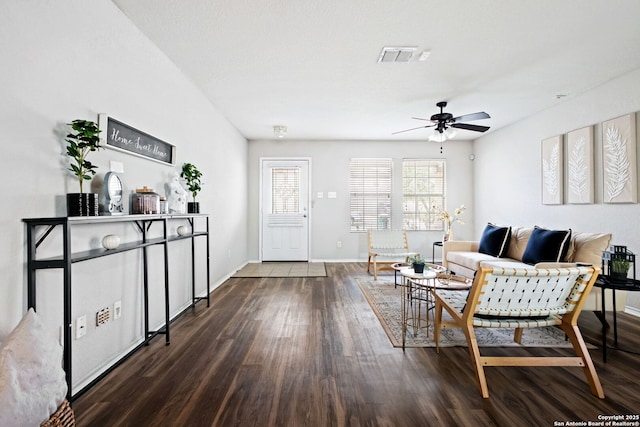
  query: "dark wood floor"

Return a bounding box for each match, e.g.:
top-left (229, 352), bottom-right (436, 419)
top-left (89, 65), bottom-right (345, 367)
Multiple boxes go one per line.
top-left (73, 263), bottom-right (640, 427)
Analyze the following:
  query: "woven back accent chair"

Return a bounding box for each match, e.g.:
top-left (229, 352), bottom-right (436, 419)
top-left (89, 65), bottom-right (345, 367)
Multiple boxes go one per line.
top-left (433, 265), bottom-right (604, 399)
top-left (367, 230), bottom-right (418, 280)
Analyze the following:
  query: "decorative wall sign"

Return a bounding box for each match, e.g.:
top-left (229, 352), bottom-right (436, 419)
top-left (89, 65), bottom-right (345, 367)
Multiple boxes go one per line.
top-left (98, 114), bottom-right (175, 165)
top-left (566, 126), bottom-right (594, 204)
top-left (602, 113), bottom-right (637, 203)
top-left (541, 135), bottom-right (563, 205)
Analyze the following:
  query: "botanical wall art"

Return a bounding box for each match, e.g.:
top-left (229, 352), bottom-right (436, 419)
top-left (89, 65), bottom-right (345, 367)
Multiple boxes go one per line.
top-left (602, 113), bottom-right (637, 203)
top-left (541, 135), bottom-right (563, 205)
top-left (566, 126), bottom-right (594, 204)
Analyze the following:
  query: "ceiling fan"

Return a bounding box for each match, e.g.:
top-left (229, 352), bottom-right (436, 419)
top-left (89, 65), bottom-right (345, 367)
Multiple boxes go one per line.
top-left (393, 101), bottom-right (491, 141)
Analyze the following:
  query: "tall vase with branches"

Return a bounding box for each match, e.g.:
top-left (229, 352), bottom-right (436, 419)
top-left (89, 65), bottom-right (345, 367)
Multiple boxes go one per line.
top-left (434, 204), bottom-right (466, 241)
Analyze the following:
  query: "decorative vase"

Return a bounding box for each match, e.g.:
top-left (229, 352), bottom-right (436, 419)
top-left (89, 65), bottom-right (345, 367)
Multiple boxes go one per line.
top-left (67, 193), bottom-right (99, 217)
top-left (177, 225), bottom-right (189, 236)
top-left (443, 223), bottom-right (453, 242)
top-left (187, 202), bottom-right (200, 214)
top-left (413, 262), bottom-right (425, 273)
top-left (102, 234), bottom-right (120, 250)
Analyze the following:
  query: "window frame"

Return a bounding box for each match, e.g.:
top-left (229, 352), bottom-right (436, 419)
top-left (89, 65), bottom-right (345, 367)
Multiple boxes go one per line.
top-left (402, 158), bottom-right (446, 231)
top-left (349, 158), bottom-right (393, 232)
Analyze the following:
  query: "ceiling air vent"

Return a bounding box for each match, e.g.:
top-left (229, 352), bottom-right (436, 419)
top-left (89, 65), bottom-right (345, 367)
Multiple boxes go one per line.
top-left (377, 46), bottom-right (417, 63)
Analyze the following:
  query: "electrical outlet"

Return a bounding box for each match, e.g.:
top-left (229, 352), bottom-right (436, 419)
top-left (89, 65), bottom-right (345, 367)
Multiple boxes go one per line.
top-left (96, 307), bottom-right (111, 326)
top-left (113, 300), bottom-right (122, 320)
top-left (76, 315), bottom-right (87, 339)
top-left (336, 240), bottom-right (342, 248)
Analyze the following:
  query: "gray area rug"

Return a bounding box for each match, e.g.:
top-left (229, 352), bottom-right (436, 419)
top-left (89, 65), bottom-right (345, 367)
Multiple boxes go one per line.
top-left (232, 262), bottom-right (327, 278)
top-left (356, 278), bottom-right (582, 348)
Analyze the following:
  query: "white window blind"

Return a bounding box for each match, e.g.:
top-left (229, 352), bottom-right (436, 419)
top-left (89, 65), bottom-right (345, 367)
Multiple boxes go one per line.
top-left (402, 159), bottom-right (446, 231)
top-left (349, 158), bottom-right (392, 231)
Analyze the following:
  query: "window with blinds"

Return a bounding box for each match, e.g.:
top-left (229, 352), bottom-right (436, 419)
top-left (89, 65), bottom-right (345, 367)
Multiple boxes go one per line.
top-left (349, 158), bottom-right (392, 232)
top-left (402, 159), bottom-right (446, 231)
top-left (271, 167), bottom-right (300, 214)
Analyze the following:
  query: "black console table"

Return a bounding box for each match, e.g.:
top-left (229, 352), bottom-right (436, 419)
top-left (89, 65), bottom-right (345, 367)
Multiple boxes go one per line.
top-left (22, 214), bottom-right (210, 400)
top-left (593, 275), bottom-right (640, 362)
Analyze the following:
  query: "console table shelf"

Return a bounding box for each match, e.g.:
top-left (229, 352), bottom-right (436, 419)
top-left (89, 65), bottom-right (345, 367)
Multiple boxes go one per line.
top-left (22, 213), bottom-right (210, 400)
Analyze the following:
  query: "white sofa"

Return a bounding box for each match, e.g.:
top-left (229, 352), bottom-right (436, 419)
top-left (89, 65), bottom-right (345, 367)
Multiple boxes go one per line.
top-left (443, 225), bottom-right (622, 310)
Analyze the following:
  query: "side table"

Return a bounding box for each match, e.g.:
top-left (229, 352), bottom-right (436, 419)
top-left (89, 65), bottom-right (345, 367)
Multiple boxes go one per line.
top-left (593, 275), bottom-right (640, 362)
top-left (432, 241), bottom-right (443, 264)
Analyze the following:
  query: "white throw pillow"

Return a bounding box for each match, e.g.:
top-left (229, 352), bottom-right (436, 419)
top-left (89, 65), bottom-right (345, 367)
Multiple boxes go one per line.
top-left (0, 308), bottom-right (67, 427)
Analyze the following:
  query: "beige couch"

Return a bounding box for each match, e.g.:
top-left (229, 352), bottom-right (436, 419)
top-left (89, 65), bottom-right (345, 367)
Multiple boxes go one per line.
top-left (443, 226), bottom-right (622, 310)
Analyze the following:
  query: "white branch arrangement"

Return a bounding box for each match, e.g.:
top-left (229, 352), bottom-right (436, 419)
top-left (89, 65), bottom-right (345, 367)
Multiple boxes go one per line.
top-left (543, 141), bottom-right (560, 196)
top-left (604, 126), bottom-right (630, 202)
top-left (568, 136), bottom-right (588, 202)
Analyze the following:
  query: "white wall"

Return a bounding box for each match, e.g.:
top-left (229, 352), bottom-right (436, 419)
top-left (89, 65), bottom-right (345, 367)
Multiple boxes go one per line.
top-left (0, 0), bottom-right (248, 390)
top-left (473, 68), bottom-right (640, 312)
top-left (248, 139), bottom-right (475, 263)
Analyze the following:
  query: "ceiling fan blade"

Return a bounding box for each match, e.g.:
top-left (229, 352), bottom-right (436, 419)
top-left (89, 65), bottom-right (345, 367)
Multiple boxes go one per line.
top-left (392, 124), bottom-right (436, 135)
top-left (411, 117), bottom-right (434, 122)
top-left (450, 123), bottom-right (490, 133)
top-left (452, 112), bottom-right (490, 122)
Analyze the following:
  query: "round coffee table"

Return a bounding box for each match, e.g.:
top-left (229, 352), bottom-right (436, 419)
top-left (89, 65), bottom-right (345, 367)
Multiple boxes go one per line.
top-left (399, 266), bottom-right (471, 349)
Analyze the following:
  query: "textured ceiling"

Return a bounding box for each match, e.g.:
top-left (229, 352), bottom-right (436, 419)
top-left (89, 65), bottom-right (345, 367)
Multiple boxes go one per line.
top-left (113, 0), bottom-right (640, 141)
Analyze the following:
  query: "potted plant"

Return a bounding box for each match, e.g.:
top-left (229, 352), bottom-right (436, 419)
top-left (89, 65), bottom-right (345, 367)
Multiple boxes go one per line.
top-left (65, 119), bottom-right (103, 216)
top-left (409, 254), bottom-right (426, 274)
top-left (610, 259), bottom-right (630, 282)
top-left (181, 162), bottom-right (203, 213)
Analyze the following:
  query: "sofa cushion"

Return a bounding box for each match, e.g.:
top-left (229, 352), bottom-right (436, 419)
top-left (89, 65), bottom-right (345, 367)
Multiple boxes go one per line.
top-left (566, 232), bottom-right (612, 265)
top-left (478, 223), bottom-right (511, 257)
top-left (505, 227), bottom-right (533, 261)
top-left (447, 251), bottom-right (503, 271)
top-left (522, 226), bottom-right (572, 264)
top-left (481, 259), bottom-right (534, 270)
top-left (0, 309), bottom-right (67, 427)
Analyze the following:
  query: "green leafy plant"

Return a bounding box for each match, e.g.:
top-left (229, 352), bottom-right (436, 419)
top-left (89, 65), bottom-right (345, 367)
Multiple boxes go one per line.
top-left (409, 254), bottom-right (425, 265)
top-left (181, 162), bottom-right (203, 202)
top-left (65, 119), bottom-right (103, 193)
top-left (611, 259), bottom-right (630, 275)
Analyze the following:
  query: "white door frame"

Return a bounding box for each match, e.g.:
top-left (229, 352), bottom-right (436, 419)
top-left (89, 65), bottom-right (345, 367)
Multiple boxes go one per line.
top-left (259, 157), bottom-right (312, 261)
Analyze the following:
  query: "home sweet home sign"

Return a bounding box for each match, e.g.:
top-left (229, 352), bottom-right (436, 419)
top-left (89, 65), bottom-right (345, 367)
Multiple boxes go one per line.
top-left (98, 114), bottom-right (175, 165)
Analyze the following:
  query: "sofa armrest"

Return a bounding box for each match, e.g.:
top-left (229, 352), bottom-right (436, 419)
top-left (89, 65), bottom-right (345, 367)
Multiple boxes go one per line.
top-left (443, 240), bottom-right (479, 253)
top-left (442, 241), bottom-right (479, 269)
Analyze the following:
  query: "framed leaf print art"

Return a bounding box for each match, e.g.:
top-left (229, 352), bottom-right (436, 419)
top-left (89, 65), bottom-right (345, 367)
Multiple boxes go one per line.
top-left (566, 126), bottom-right (594, 204)
top-left (542, 135), bottom-right (563, 205)
top-left (602, 113), bottom-right (637, 203)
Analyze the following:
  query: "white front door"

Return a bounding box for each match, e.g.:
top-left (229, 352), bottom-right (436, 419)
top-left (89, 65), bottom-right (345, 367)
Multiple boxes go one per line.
top-left (261, 159), bottom-right (310, 261)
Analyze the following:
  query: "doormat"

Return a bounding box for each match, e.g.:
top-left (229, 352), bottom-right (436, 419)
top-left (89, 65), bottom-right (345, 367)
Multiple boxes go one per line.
top-left (232, 262), bottom-right (327, 278)
top-left (356, 278), bottom-right (590, 348)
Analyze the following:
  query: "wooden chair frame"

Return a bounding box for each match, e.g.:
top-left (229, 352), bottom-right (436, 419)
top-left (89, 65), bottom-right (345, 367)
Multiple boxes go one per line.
top-left (434, 265), bottom-right (605, 399)
top-left (367, 230), bottom-right (418, 280)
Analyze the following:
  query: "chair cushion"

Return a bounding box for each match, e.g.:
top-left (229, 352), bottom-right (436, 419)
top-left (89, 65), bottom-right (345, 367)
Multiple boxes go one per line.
top-left (478, 223), bottom-right (511, 257)
top-left (522, 226), bottom-right (572, 265)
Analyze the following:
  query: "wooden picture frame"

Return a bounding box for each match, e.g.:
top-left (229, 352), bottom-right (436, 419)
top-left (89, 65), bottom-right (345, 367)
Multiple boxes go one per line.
top-left (566, 126), bottom-right (594, 204)
top-left (541, 135), bottom-right (563, 205)
top-left (602, 113), bottom-right (637, 203)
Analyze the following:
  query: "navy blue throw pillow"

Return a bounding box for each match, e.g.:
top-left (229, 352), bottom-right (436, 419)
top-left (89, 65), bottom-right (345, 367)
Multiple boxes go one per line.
top-left (521, 226), bottom-right (572, 265)
top-left (478, 223), bottom-right (511, 257)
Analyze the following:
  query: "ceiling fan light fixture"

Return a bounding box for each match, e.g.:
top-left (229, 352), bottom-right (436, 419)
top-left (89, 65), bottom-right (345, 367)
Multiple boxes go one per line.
top-left (273, 125), bottom-right (287, 138)
top-left (428, 130), bottom-right (447, 143)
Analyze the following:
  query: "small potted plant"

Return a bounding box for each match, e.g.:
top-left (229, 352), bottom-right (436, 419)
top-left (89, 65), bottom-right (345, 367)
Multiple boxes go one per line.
top-left (181, 162), bottom-right (203, 213)
top-left (610, 259), bottom-right (630, 282)
top-left (409, 254), bottom-right (426, 274)
top-left (65, 119), bottom-right (103, 216)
